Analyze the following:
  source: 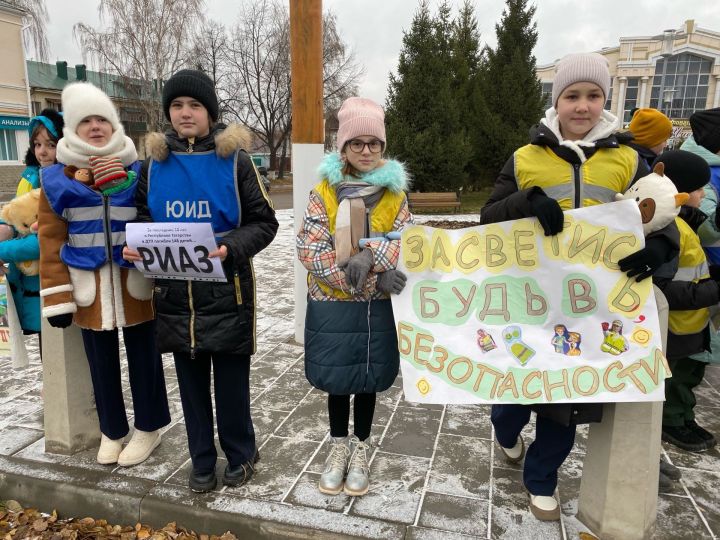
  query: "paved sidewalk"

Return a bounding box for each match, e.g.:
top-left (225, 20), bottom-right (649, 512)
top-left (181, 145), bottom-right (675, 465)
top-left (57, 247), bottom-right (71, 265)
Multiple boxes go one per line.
top-left (1, 210), bottom-right (719, 539)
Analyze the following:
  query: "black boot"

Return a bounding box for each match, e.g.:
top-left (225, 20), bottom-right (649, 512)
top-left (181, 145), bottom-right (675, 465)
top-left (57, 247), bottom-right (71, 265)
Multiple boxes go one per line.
top-left (189, 469), bottom-right (217, 493)
top-left (659, 457), bottom-right (682, 481)
top-left (662, 425), bottom-right (708, 452)
top-left (685, 419), bottom-right (717, 448)
top-left (223, 450), bottom-right (261, 488)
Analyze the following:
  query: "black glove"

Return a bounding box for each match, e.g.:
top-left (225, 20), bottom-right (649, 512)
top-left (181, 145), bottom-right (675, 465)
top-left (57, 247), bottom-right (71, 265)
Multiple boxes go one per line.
top-left (47, 313), bottom-right (73, 329)
top-left (618, 236), bottom-right (672, 282)
top-left (343, 249), bottom-right (374, 290)
top-left (377, 269), bottom-right (407, 295)
top-left (709, 265), bottom-right (720, 282)
top-left (678, 205), bottom-right (708, 232)
top-left (528, 188), bottom-right (564, 236)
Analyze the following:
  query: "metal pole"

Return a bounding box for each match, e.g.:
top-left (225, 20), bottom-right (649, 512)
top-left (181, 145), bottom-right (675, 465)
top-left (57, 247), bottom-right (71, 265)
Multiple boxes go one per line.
top-left (290, 0), bottom-right (324, 343)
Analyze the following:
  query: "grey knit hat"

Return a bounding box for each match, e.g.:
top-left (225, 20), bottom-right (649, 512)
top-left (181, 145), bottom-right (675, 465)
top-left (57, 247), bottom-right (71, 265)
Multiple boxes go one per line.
top-left (162, 69), bottom-right (219, 121)
top-left (552, 53), bottom-right (611, 108)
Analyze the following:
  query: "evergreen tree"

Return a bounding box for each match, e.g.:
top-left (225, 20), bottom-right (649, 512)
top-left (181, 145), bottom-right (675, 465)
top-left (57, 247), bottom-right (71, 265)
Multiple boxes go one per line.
top-left (471, 0), bottom-right (544, 185)
top-left (385, 0), bottom-right (469, 192)
top-left (449, 0), bottom-right (482, 185)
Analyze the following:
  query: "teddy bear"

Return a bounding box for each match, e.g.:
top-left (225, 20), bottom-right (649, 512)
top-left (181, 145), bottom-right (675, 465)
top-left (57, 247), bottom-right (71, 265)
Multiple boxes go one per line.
top-left (0, 188), bottom-right (41, 275)
top-left (615, 161), bottom-right (689, 236)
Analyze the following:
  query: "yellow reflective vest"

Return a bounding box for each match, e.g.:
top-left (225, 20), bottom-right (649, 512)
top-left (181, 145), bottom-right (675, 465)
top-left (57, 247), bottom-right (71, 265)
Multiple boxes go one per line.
top-left (514, 144), bottom-right (639, 209)
top-left (310, 179), bottom-right (405, 299)
top-left (669, 217), bottom-right (710, 335)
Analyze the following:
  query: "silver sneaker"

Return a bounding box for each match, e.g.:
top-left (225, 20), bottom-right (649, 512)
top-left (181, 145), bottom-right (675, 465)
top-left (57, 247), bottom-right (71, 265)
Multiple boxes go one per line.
top-left (318, 436), bottom-right (350, 495)
top-left (344, 436), bottom-right (370, 496)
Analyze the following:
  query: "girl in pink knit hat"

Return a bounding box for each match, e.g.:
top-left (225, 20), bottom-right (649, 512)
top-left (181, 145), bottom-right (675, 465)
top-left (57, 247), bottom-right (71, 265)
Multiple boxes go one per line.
top-left (297, 96), bottom-right (412, 497)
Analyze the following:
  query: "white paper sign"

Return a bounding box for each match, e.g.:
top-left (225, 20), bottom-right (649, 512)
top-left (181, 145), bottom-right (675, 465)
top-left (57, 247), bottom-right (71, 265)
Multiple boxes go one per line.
top-left (126, 222), bottom-right (227, 282)
top-left (392, 200), bottom-right (669, 405)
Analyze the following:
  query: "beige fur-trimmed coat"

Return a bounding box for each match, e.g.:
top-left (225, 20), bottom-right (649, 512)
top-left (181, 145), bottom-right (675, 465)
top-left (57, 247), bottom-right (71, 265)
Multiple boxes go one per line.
top-left (38, 169), bottom-right (154, 331)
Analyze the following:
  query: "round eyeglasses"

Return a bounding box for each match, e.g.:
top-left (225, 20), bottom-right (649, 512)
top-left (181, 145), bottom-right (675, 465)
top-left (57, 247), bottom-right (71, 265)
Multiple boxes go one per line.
top-left (347, 139), bottom-right (383, 154)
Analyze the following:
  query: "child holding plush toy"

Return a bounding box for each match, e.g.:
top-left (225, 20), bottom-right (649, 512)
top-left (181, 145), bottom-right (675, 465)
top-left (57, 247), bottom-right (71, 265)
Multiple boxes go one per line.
top-left (0, 110), bottom-right (64, 360)
top-left (37, 82), bottom-right (170, 467)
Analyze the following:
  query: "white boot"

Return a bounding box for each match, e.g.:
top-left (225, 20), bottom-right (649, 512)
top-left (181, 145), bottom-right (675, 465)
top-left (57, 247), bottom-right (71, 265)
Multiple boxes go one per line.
top-left (117, 429), bottom-right (161, 466)
top-left (529, 493), bottom-right (560, 521)
top-left (97, 434), bottom-right (124, 465)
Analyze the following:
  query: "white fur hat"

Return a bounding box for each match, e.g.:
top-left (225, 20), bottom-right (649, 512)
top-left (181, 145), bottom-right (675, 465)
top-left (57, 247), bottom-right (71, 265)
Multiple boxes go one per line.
top-left (60, 82), bottom-right (123, 135)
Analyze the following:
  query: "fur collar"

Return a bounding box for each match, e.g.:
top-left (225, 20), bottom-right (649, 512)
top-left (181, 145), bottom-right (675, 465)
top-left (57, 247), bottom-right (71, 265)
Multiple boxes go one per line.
top-left (540, 108), bottom-right (621, 164)
top-left (145, 123), bottom-right (253, 162)
top-left (318, 153), bottom-right (410, 193)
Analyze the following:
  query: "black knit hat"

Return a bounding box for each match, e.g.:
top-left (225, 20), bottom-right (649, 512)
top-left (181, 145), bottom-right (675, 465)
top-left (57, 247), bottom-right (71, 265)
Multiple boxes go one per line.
top-left (162, 69), bottom-right (219, 122)
top-left (25, 108), bottom-right (64, 167)
top-left (690, 107), bottom-right (720, 154)
top-left (653, 149), bottom-right (711, 193)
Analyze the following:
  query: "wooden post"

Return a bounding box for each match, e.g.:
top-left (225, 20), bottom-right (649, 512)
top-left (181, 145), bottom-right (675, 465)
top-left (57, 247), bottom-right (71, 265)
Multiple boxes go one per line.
top-left (290, 0), bottom-right (324, 343)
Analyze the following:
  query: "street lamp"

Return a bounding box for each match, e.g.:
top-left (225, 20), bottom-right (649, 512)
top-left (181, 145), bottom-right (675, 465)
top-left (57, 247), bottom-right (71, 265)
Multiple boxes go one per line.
top-left (657, 29), bottom-right (675, 115)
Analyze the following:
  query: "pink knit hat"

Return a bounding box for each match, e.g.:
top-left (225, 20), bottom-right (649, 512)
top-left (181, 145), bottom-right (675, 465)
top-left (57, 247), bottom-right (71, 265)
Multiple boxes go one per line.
top-left (336, 97), bottom-right (386, 152)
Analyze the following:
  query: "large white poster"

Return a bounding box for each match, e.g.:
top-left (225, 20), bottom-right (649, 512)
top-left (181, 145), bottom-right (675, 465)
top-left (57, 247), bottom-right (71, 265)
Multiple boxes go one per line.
top-left (392, 200), bottom-right (670, 405)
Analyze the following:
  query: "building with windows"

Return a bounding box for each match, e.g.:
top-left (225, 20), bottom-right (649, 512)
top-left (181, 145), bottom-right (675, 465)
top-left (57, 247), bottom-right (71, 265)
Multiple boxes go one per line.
top-left (537, 20), bottom-right (720, 142)
top-left (0, 1), bottom-right (31, 190)
top-left (28, 60), bottom-right (151, 153)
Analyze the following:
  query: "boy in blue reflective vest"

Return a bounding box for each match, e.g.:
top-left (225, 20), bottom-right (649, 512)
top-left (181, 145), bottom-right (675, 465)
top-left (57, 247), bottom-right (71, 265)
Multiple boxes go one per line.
top-left (124, 70), bottom-right (278, 492)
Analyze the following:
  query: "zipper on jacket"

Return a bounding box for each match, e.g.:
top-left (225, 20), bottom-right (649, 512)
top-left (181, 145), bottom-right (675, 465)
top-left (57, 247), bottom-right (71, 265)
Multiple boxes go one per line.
top-left (234, 271), bottom-right (243, 304)
top-left (102, 194), bottom-right (113, 261)
top-left (187, 137), bottom-right (194, 154)
top-left (188, 281), bottom-right (196, 358)
top-left (103, 193), bottom-right (117, 327)
top-left (366, 300), bottom-right (371, 375)
top-left (573, 163), bottom-right (581, 208)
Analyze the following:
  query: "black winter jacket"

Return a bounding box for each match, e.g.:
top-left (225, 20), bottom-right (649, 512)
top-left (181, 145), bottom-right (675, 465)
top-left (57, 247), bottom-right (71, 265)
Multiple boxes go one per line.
top-left (135, 124), bottom-right (278, 356)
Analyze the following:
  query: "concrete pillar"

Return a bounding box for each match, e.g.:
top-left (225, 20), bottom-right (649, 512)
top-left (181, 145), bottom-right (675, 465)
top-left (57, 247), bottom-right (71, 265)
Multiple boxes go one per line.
top-left (577, 286), bottom-right (668, 539)
top-left (41, 318), bottom-right (99, 454)
top-left (713, 75), bottom-right (720, 108)
top-left (638, 76), bottom-right (649, 108)
top-left (616, 77), bottom-right (628, 124)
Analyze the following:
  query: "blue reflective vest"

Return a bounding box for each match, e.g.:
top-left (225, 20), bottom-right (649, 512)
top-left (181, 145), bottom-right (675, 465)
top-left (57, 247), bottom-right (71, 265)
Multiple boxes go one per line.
top-left (147, 151), bottom-right (241, 238)
top-left (41, 162), bottom-right (141, 270)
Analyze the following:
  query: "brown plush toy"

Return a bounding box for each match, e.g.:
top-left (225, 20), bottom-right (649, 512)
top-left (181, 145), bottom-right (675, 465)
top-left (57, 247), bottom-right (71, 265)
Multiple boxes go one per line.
top-left (0, 189), bottom-right (41, 275)
top-left (64, 165), bottom-right (94, 186)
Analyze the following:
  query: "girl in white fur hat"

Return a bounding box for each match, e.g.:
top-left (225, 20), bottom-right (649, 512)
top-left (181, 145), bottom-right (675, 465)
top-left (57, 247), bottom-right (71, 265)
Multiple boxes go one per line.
top-left (37, 82), bottom-right (170, 467)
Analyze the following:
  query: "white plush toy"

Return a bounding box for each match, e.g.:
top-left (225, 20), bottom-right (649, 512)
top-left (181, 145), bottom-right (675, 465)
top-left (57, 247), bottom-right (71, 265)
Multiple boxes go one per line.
top-left (615, 162), bottom-right (689, 236)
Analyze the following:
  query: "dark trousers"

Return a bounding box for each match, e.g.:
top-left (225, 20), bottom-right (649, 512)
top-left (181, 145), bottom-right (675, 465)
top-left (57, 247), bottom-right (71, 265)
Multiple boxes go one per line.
top-left (328, 393), bottom-right (376, 441)
top-left (663, 356), bottom-right (706, 427)
top-left (81, 320), bottom-right (171, 440)
top-left (174, 352), bottom-right (255, 473)
top-left (492, 404), bottom-right (576, 496)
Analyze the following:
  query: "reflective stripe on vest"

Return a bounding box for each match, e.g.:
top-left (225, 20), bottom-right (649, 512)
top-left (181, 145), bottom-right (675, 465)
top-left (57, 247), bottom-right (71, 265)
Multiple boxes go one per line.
top-left (40, 162), bottom-right (140, 270)
top-left (63, 205), bottom-right (137, 222)
top-left (311, 179), bottom-right (405, 299)
top-left (669, 217), bottom-right (710, 335)
top-left (514, 144), bottom-right (638, 209)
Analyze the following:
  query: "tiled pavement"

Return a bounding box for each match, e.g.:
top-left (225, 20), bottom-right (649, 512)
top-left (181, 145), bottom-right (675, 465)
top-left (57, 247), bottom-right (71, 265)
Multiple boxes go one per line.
top-left (1, 210), bottom-right (719, 539)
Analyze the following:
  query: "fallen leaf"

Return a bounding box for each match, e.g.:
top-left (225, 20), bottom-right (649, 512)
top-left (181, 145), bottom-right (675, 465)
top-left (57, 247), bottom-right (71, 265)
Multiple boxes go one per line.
top-left (32, 519), bottom-right (47, 532)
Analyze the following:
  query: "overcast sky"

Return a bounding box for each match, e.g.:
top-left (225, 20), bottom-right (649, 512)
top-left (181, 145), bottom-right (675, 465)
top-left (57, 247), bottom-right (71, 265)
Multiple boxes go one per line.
top-left (42, 0), bottom-right (720, 105)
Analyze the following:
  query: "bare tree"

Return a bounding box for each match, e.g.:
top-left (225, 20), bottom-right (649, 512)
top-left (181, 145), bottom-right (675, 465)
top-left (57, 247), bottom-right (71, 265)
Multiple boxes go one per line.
top-left (8, 0), bottom-right (50, 61)
top-left (223, 0), bottom-right (363, 175)
top-left (74, 0), bottom-right (205, 132)
top-left (322, 11), bottom-right (364, 113)
top-left (224, 0), bottom-right (291, 172)
top-left (190, 20), bottom-right (232, 120)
